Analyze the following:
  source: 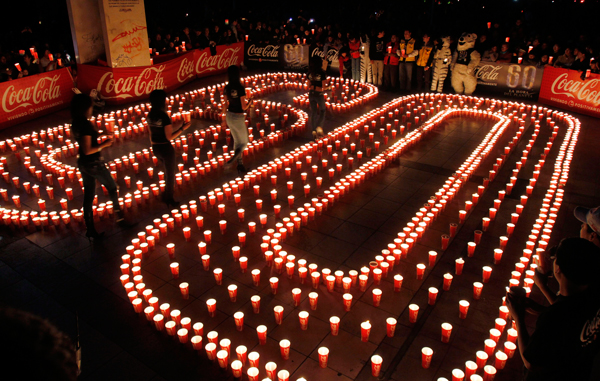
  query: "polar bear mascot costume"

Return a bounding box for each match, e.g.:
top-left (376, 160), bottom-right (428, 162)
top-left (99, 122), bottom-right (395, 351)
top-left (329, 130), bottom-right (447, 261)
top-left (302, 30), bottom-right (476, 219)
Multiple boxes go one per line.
top-left (451, 33), bottom-right (481, 95)
top-left (431, 36), bottom-right (452, 93)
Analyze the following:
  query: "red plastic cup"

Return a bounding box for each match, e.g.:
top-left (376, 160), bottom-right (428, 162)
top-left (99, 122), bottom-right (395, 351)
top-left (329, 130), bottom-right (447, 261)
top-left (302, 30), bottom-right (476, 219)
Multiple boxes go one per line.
top-left (247, 367), bottom-right (259, 381)
top-left (372, 288), bottom-right (382, 307)
top-left (428, 287), bottom-right (438, 305)
top-left (494, 351), bottom-right (508, 370)
top-left (291, 288), bottom-right (302, 306)
top-left (465, 361), bottom-right (478, 379)
top-left (394, 274), bottom-right (403, 292)
top-left (261, 360), bottom-right (278, 379)
top-left (318, 346), bottom-right (329, 368)
top-left (441, 323), bottom-right (453, 343)
top-left (228, 284), bottom-right (238, 302)
top-left (279, 339), bottom-right (291, 360)
top-left (311, 271), bottom-right (321, 288)
top-left (452, 369), bottom-right (465, 381)
top-left (231, 360), bottom-right (243, 378)
top-left (213, 268), bottom-right (223, 285)
top-left (170, 262), bottom-right (180, 279)
top-left (234, 312), bottom-right (244, 331)
top-left (416, 263), bottom-right (426, 280)
top-left (484, 339), bottom-right (497, 356)
top-left (299, 311), bottom-right (309, 330)
top-left (482, 266), bottom-right (492, 283)
top-left (251, 295), bottom-right (261, 314)
top-left (455, 258), bottom-right (465, 275)
top-left (179, 282), bottom-right (189, 299)
top-left (409, 304), bottom-right (419, 323)
top-left (256, 325), bottom-right (267, 345)
top-left (359, 274), bottom-right (368, 291)
top-left (236, 345), bottom-right (247, 364)
top-left (459, 300), bottom-right (470, 319)
top-left (217, 349), bottom-right (229, 368)
top-left (343, 293), bottom-right (352, 311)
top-left (421, 347), bottom-right (433, 369)
top-left (476, 350), bottom-right (488, 368)
top-left (483, 365), bottom-right (497, 381)
top-left (473, 282), bottom-right (483, 300)
top-left (504, 341), bottom-right (517, 358)
top-left (277, 370), bottom-right (290, 381)
top-left (428, 251), bottom-right (437, 267)
top-left (371, 355), bottom-right (383, 377)
top-left (441, 234), bottom-right (450, 250)
top-left (330, 316), bottom-right (340, 336)
top-left (361, 321), bottom-right (371, 342)
top-left (386, 317), bottom-right (397, 337)
top-left (309, 292), bottom-right (319, 310)
top-left (273, 305), bottom-right (284, 324)
top-left (205, 343), bottom-right (217, 361)
top-left (443, 273), bottom-right (453, 291)
top-left (270, 277), bottom-right (279, 294)
top-left (191, 335), bottom-right (203, 350)
top-left (206, 299), bottom-right (217, 317)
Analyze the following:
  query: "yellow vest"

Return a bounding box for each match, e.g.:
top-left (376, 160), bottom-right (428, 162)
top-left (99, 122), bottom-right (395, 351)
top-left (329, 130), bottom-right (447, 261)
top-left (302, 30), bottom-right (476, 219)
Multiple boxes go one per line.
top-left (399, 38), bottom-right (416, 62)
top-left (416, 46), bottom-right (434, 67)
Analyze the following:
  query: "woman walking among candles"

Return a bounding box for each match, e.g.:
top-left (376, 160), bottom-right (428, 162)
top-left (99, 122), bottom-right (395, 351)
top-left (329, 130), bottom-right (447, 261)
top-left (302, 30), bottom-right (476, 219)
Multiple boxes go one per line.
top-left (222, 65), bottom-right (253, 174)
top-left (71, 93), bottom-right (123, 240)
top-left (307, 56), bottom-right (330, 139)
top-left (148, 89), bottom-right (191, 208)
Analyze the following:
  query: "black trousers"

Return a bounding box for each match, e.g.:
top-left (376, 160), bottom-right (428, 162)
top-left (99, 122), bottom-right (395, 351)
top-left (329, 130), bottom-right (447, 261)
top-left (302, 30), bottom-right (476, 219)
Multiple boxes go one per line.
top-left (78, 159), bottom-right (119, 223)
top-left (152, 143), bottom-right (176, 201)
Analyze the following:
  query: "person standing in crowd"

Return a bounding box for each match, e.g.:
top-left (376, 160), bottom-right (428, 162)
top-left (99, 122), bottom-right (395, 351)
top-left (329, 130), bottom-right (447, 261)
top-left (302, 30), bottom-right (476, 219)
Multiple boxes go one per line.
top-left (497, 43), bottom-right (513, 63)
top-left (222, 65), bottom-right (253, 174)
top-left (507, 237), bottom-right (600, 381)
top-left (571, 48), bottom-right (590, 71)
top-left (481, 45), bottom-right (499, 62)
top-left (398, 29), bottom-right (418, 92)
top-left (554, 47), bottom-right (574, 68)
top-left (306, 56), bottom-right (330, 139)
top-left (574, 206), bottom-right (600, 248)
top-left (415, 33), bottom-right (435, 91)
top-left (148, 90), bottom-right (190, 208)
top-left (370, 29), bottom-right (385, 87)
top-left (349, 36), bottom-right (361, 81)
top-left (360, 32), bottom-right (372, 83)
top-left (71, 94), bottom-right (124, 239)
top-left (383, 35), bottom-right (399, 91)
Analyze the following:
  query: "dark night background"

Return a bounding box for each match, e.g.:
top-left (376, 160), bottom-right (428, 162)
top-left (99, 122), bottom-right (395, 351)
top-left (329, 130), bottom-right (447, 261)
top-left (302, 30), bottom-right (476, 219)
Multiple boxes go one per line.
top-left (0, 0), bottom-right (598, 56)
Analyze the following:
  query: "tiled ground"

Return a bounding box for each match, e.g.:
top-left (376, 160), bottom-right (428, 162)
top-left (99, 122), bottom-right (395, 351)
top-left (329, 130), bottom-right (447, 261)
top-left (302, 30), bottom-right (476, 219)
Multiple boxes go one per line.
top-left (1, 71), bottom-right (599, 381)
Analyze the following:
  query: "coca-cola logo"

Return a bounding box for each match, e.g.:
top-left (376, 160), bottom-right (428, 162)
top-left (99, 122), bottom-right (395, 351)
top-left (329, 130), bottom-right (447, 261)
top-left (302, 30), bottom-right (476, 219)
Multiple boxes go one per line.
top-left (96, 66), bottom-right (166, 99)
top-left (476, 65), bottom-right (502, 82)
top-left (2, 74), bottom-right (62, 113)
top-left (177, 57), bottom-right (195, 83)
top-left (246, 44), bottom-right (279, 58)
top-left (581, 307), bottom-right (600, 347)
top-left (195, 47), bottom-right (241, 75)
top-left (311, 48), bottom-right (339, 62)
top-left (550, 72), bottom-right (600, 107)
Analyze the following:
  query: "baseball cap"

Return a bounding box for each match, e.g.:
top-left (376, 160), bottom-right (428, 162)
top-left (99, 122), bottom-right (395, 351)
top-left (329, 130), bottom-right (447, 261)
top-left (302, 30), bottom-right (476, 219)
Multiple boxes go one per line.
top-left (574, 206), bottom-right (600, 234)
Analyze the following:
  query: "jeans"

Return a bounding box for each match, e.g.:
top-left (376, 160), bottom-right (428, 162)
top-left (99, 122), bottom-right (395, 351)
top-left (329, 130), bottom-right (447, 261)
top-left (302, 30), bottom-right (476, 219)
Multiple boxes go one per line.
top-left (384, 64), bottom-right (398, 90)
top-left (152, 143), bottom-right (176, 200)
top-left (226, 111), bottom-right (249, 163)
top-left (371, 60), bottom-right (384, 86)
top-left (416, 66), bottom-right (432, 91)
top-left (399, 62), bottom-right (415, 91)
top-left (78, 159), bottom-right (119, 222)
top-left (351, 57), bottom-right (361, 80)
top-left (308, 91), bottom-right (326, 131)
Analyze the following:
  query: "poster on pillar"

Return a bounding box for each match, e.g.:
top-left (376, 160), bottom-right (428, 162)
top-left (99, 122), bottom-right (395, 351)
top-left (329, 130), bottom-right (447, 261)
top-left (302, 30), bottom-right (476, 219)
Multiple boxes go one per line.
top-left (280, 44), bottom-right (309, 71)
top-left (98, 0), bottom-right (151, 68)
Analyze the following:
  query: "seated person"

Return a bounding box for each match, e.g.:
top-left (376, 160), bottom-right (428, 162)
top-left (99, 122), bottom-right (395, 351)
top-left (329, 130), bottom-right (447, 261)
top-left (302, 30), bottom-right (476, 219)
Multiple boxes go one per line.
top-left (481, 46), bottom-right (498, 62)
top-left (507, 237), bottom-right (600, 381)
top-left (497, 43), bottom-right (513, 63)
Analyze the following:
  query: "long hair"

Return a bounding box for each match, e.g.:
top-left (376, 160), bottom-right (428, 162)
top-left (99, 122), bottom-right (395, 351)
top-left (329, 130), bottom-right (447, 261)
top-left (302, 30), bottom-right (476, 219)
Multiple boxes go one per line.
top-left (227, 65), bottom-right (242, 87)
top-left (149, 89), bottom-right (167, 111)
top-left (70, 93), bottom-right (92, 121)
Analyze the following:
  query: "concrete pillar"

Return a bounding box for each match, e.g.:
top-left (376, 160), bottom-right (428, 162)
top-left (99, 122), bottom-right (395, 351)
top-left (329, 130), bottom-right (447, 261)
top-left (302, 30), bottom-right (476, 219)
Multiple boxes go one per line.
top-left (97, 0), bottom-right (151, 68)
top-left (66, 0), bottom-right (105, 65)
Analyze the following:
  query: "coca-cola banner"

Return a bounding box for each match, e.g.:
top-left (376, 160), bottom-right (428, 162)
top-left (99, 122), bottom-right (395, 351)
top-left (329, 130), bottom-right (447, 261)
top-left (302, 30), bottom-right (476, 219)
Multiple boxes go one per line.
top-left (0, 68), bottom-right (74, 130)
top-left (244, 43), bottom-right (281, 69)
top-left (538, 66), bottom-right (600, 118)
top-left (475, 62), bottom-right (544, 99)
top-left (78, 42), bottom-right (244, 105)
top-left (246, 43), bottom-right (340, 72)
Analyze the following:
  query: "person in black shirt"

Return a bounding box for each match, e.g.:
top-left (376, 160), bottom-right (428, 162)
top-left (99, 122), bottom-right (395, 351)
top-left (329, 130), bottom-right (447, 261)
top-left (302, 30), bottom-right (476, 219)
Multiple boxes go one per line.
top-left (506, 237), bottom-right (600, 381)
top-left (307, 56), bottom-right (330, 139)
top-left (370, 30), bottom-right (385, 86)
top-left (71, 94), bottom-right (121, 239)
top-left (221, 65), bottom-right (253, 174)
top-left (148, 90), bottom-right (191, 207)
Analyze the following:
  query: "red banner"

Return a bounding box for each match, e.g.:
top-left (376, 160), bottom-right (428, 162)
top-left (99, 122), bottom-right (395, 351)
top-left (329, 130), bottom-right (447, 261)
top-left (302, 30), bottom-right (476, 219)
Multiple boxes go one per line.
top-left (0, 68), bottom-right (74, 130)
top-left (539, 66), bottom-right (600, 118)
top-left (78, 42), bottom-right (244, 105)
